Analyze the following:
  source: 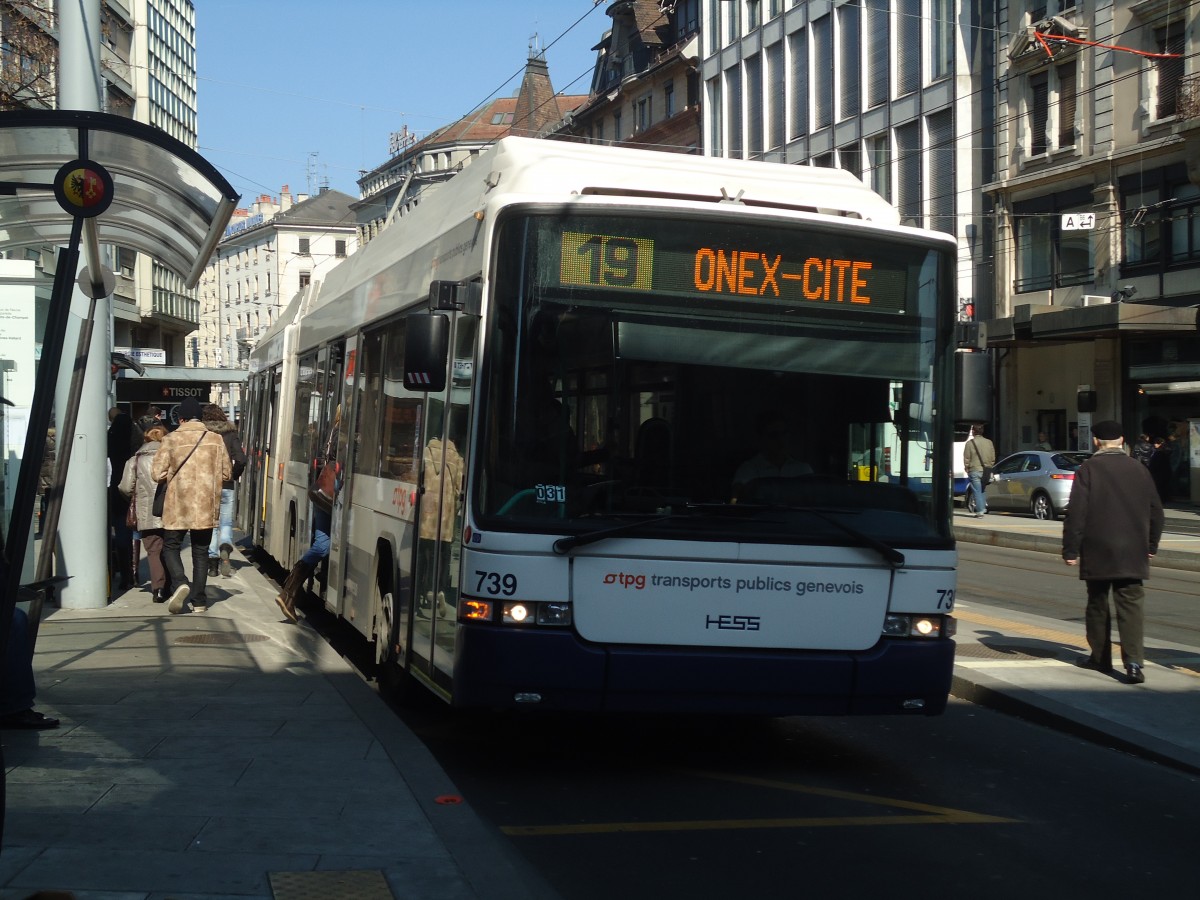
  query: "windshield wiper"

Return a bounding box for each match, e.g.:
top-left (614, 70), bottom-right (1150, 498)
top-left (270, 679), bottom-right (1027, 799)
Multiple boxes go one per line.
top-left (797, 507), bottom-right (905, 568)
top-left (552, 514), bottom-right (677, 555)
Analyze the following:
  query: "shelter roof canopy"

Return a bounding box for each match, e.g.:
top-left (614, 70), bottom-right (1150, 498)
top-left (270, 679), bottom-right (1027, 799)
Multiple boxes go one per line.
top-left (0, 109), bottom-right (238, 288)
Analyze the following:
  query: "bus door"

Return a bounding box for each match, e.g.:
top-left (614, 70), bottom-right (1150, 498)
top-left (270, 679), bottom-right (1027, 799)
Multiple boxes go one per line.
top-left (411, 312), bottom-right (477, 688)
top-left (311, 342), bottom-right (346, 603)
top-left (324, 337), bottom-right (357, 614)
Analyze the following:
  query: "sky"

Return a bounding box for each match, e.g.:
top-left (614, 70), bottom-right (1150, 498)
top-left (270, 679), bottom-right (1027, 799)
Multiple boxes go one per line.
top-left (195, 1), bottom-right (608, 206)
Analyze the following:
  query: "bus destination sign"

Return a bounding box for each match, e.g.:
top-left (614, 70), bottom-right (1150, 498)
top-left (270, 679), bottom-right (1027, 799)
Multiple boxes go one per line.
top-left (556, 223), bottom-right (911, 315)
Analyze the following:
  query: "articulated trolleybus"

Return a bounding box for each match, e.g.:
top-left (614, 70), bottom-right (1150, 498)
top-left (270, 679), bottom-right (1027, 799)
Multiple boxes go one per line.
top-left (243, 137), bottom-right (959, 716)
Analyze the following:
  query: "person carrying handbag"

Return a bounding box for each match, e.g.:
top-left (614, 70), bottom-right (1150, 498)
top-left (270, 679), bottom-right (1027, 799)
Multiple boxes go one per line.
top-left (964, 423), bottom-right (996, 518)
top-left (119, 424), bottom-right (170, 602)
top-left (152, 398), bottom-right (232, 614)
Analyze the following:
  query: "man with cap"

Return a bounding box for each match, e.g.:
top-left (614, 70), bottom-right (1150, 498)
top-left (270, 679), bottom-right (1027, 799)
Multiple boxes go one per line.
top-left (1062, 419), bottom-right (1164, 684)
top-left (152, 397), bottom-right (231, 614)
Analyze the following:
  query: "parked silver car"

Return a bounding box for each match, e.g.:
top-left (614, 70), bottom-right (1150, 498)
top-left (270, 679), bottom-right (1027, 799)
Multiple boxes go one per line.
top-left (966, 450), bottom-right (1091, 520)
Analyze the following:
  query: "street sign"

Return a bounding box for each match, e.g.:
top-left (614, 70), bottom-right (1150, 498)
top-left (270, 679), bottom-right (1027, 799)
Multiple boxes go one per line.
top-left (1061, 212), bottom-right (1095, 230)
top-left (114, 346), bottom-right (166, 365)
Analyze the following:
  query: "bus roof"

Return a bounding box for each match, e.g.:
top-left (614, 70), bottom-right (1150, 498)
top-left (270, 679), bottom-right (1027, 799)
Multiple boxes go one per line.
top-left (477, 137), bottom-right (901, 225)
top-left (265, 137), bottom-right (939, 361)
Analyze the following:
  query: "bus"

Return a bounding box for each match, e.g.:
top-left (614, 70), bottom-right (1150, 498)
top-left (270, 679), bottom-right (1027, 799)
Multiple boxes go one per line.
top-left (242, 137), bottom-right (959, 716)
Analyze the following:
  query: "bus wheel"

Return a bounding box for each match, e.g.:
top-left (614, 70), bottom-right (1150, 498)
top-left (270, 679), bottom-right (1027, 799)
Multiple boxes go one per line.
top-left (373, 565), bottom-right (417, 702)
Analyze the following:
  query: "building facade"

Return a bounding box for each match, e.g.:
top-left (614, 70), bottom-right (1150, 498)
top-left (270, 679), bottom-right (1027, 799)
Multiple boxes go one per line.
top-left (552, 0), bottom-right (703, 153)
top-left (196, 188), bottom-right (358, 408)
top-left (699, 0), bottom-right (994, 325)
top-left (985, 0), bottom-right (1198, 500)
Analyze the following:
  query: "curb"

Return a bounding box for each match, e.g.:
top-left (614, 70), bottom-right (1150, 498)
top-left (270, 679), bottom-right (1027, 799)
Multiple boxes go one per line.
top-left (951, 670), bottom-right (1200, 778)
top-left (954, 527), bottom-right (1200, 573)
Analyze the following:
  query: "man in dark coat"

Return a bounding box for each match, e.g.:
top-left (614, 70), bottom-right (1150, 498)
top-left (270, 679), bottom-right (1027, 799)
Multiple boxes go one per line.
top-left (1062, 419), bottom-right (1164, 684)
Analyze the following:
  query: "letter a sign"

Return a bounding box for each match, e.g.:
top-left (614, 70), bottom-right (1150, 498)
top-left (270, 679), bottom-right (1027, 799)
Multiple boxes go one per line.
top-left (1061, 213), bottom-right (1096, 231)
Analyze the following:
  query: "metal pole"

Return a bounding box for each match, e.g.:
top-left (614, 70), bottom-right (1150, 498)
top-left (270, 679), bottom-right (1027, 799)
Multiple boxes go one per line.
top-left (0, 234), bottom-right (83, 654)
top-left (29, 281), bottom-right (103, 643)
top-left (54, 0), bottom-right (111, 611)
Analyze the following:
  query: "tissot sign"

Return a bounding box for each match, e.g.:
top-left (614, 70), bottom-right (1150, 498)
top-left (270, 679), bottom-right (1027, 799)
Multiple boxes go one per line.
top-left (118, 381), bottom-right (206, 403)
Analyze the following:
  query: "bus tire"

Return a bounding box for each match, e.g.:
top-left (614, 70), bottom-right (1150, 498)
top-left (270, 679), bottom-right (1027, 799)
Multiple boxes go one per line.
top-left (373, 551), bottom-right (418, 703)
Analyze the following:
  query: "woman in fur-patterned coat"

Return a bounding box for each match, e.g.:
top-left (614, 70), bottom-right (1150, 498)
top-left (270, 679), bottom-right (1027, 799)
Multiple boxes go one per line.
top-left (152, 398), bottom-right (231, 615)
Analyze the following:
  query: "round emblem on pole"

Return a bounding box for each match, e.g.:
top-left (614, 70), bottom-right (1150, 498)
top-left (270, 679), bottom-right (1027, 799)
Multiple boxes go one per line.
top-left (53, 159), bottom-right (114, 218)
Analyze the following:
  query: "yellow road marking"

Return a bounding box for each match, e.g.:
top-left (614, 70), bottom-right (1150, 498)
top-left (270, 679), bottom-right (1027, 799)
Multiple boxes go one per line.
top-left (500, 769), bottom-right (1019, 837)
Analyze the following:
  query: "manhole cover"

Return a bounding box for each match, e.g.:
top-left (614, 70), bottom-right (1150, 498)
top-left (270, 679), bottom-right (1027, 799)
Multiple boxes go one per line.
top-left (174, 632), bottom-right (271, 645)
top-left (269, 869), bottom-right (393, 900)
top-left (955, 643), bottom-right (1053, 661)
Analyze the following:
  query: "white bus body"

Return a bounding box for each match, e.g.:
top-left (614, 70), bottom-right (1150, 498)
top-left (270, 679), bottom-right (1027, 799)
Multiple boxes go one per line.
top-left (243, 137), bottom-right (959, 716)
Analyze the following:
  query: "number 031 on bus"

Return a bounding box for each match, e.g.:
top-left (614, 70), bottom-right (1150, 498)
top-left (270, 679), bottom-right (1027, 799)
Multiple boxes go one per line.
top-left (241, 137), bottom-right (959, 717)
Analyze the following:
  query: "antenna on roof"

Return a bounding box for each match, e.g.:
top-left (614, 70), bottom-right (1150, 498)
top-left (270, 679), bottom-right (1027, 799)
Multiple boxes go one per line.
top-left (529, 31), bottom-right (545, 60)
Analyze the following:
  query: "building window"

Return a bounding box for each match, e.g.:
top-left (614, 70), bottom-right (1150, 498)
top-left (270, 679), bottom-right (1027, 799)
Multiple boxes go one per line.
top-left (896, 0), bottom-right (921, 96)
top-left (1029, 71), bottom-right (1049, 156)
top-left (930, 0), bottom-right (953, 81)
top-left (868, 133), bottom-right (891, 203)
top-left (927, 110), bottom-right (955, 236)
top-left (1168, 185), bottom-right (1200, 262)
top-left (636, 95), bottom-right (652, 132)
top-left (895, 121), bottom-right (922, 226)
top-left (1057, 61), bottom-right (1077, 148)
top-left (788, 29), bottom-right (809, 140)
top-left (665, 79), bottom-right (675, 117)
top-left (746, 54), bottom-right (763, 157)
top-left (708, 76), bottom-right (723, 155)
top-left (1026, 59), bottom-right (1078, 158)
top-left (767, 42), bottom-right (786, 151)
top-left (838, 1), bottom-right (861, 121)
top-left (676, 0), bottom-right (700, 39)
top-left (299, 270), bottom-right (311, 289)
top-left (865, 0), bottom-right (889, 108)
top-left (298, 237), bottom-right (311, 255)
top-left (727, 64), bottom-right (744, 157)
top-left (1122, 170), bottom-right (1200, 268)
top-left (726, 0), bottom-right (741, 42)
top-left (1153, 22), bottom-right (1185, 120)
top-left (613, 110), bottom-right (622, 142)
top-left (335, 239), bottom-right (347, 258)
top-left (813, 15), bottom-right (833, 129)
top-left (1013, 189), bottom-right (1095, 292)
top-left (748, 0), bottom-right (760, 31)
top-left (839, 143), bottom-right (862, 181)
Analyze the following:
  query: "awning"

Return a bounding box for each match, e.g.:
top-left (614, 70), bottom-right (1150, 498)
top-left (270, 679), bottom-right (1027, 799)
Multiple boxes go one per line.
top-left (986, 301), bottom-right (1200, 346)
top-left (0, 109), bottom-right (238, 288)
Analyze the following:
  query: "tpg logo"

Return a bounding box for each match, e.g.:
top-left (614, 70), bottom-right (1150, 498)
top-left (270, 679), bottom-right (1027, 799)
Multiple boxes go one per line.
top-left (603, 572), bottom-right (646, 589)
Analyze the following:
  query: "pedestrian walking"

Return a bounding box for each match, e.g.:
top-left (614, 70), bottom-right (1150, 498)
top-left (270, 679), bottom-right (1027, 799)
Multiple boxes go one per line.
top-left (119, 424), bottom-right (170, 602)
top-left (1062, 419), bottom-right (1164, 684)
top-left (963, 423), bottom-right (995, 517)
top-left (202, 403), bottom-right (247, 578)
top-left (153, 397), bottom-right (231, 614)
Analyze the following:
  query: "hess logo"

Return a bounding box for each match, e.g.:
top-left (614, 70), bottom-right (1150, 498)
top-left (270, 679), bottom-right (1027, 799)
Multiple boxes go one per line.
top-left (603, 573), bottom-right (646, 590)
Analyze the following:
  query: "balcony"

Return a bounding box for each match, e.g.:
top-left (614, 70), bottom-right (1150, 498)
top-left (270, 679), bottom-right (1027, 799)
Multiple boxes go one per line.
top-left (151, 291), bottom-right (200, 328)
top-left (1179, 74), bottom-right (1200, 122)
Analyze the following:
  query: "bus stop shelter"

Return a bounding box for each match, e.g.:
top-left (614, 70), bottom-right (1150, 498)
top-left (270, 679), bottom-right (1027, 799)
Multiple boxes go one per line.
top-left (0, 109), bottom-right (238, 658)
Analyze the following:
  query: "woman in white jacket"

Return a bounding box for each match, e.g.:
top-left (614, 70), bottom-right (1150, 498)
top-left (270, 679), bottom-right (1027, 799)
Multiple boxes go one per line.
top-left (119, 424), bottom-right (168, 602)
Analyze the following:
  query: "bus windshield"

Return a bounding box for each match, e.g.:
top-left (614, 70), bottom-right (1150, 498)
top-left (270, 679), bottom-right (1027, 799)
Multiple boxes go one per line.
top-left (476, 210), bottom-right (954, 547)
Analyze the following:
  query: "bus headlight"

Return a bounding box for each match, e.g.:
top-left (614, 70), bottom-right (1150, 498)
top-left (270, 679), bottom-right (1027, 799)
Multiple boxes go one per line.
top-left (499, 601), bottom-right (573, 626)
top-left (883, 614), bottom-right (950, 638)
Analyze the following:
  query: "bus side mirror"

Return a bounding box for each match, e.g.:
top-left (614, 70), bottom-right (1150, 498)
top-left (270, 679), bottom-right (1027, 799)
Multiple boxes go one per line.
top-left (404, 314), bottom-right (450, 392)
